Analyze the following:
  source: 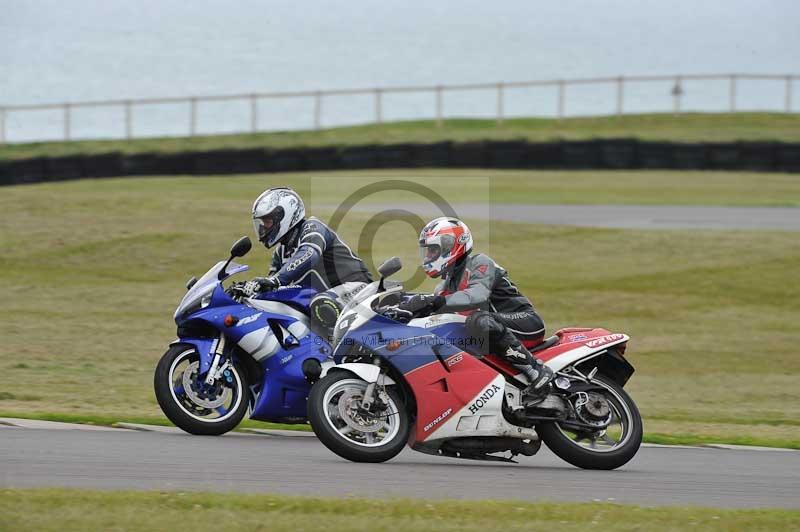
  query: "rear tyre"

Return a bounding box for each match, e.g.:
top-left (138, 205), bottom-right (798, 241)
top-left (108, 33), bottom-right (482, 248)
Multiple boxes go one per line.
top-left (154, 345), bottom-right (249, 435)
top-left (308, 372), bottom-right (409, 463)
top-left (537, 375), bottom-right (642, 470)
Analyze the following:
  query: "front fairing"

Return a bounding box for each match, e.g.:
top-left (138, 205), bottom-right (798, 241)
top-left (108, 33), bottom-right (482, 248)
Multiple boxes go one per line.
top-left (174, 261), bottom-right (249, 321)
top-left (331, 285), bottom-right (479, 376)
top-left (334, 312), bottom-right (463, 375)
top-left (179, 283), bottom-right (266, 343)
top-left (330, 282), bottom-right (386, 350)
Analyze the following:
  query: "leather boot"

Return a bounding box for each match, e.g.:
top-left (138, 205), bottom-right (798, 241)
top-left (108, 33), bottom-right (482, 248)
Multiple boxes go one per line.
top-left (506, 343), bottom-right (554, 406)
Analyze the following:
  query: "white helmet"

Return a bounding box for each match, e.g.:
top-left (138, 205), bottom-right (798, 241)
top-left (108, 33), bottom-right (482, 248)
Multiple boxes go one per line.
top-left (252, 187), bottom-right (305, 248)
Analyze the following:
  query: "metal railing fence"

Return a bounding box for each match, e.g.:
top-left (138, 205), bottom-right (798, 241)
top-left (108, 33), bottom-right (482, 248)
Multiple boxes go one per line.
top-left (0, 73), bottom-right (796, 144)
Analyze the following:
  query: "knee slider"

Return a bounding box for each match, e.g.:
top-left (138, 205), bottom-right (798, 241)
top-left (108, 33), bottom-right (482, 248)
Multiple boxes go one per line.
top-left (309, 292), bottom-right (342, 328)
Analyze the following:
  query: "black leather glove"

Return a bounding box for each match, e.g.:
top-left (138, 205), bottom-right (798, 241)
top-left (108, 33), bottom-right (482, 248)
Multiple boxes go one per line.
top-left (382, 306), bottom-right (414, 323)
top-left (255, 277), bottom-right (281, 291)
top-left (398, 294), bottom-right (446, 317)
top-left (242, 276), bottom-right (280, 298)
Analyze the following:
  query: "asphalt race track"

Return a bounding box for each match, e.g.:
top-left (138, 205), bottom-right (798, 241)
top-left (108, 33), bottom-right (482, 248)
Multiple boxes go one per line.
top-left (2, 425), bottom-right (799, 509)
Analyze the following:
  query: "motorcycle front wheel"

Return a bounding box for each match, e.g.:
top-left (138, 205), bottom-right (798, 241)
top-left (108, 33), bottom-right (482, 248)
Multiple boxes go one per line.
top-left (308, 372), bottom-right (409, 463)
top-left (154, 345), bottom-right (249, 435)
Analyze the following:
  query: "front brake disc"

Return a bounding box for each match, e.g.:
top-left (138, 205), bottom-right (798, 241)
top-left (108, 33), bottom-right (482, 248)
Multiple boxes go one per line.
top-left (337, 389), bottom-right (386, 433)
top-left (182, 361), bottom-right (230, 409)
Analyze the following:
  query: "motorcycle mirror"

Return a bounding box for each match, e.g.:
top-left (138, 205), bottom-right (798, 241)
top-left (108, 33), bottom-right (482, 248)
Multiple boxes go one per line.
top-left (377, 257), bottom-right (402, 279)
top-left (220, 236), bottom-right (252, 280)
top-left (230, 236), bottom-right (252, 258)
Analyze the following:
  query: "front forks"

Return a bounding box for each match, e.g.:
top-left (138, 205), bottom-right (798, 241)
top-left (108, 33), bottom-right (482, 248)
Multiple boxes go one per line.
top-left (360, 358), bottom-right (385, 411)
top-left (204, 335), bottom-right (230, 385)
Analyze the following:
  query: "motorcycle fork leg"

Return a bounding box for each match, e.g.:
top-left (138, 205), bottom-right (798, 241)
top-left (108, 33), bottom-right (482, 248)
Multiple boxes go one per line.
top-left (361, 382), bottom-right (377, 410)
top-left (204, 335), bottom-right (227, 385)
top-left (359, 358), bottom-right (383, 411)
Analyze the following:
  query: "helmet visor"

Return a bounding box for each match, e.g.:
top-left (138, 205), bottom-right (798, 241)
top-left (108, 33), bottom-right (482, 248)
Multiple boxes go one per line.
top-left (253, 213), bottom-right (279, 246)
top-left (419, 243), bottom-right (442, 264)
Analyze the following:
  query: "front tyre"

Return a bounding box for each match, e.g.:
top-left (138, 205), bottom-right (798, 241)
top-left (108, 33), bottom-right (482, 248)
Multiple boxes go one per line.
top-left (308, 372), bottom-right (409, 463)
top-left (537, 375), bottom-right (642, 470)
top-left (154, 344), bottom-right (249, 435)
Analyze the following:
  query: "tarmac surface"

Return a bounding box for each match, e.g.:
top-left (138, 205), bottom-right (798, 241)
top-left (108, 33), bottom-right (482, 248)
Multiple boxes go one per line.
top-left (2, 424), bottom-right (799, 509)
top-left (322, 203), bottom-right (800, 231)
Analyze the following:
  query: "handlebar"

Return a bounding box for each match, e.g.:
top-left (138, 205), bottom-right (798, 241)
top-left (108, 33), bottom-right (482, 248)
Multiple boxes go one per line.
top-left (226, 280), bottom-right (279, 302)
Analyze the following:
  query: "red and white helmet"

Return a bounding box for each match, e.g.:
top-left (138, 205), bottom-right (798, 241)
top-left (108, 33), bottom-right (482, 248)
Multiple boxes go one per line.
top-left (418, 217), bottom-right (473, 278)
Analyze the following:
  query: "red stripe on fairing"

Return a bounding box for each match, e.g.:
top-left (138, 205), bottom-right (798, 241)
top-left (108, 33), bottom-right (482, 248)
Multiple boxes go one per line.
top-left (482, 354), bottom-right (522, 377)
top-left (406, 351), bottom-right (500, 442)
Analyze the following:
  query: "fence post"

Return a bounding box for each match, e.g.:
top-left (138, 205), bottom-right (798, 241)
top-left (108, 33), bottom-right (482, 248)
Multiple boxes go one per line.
top-left (435, 85), bottom-right (443, 128)
top-left (786, 75), bottom-right (793, 113)
top-left (250, 94), bottom-right (258, 133)
top-left (557, 80), bottom-right (565, 119)
top-left (312, 91), bottom-right (322, 130)
top-left (124, 101), bottom-right (132, 139)
top-left (63, 103), bottom-right (71, 141)
top-left (0, 108), bottom-right (5, 145)
top-left (189, 98), bottom-right (198, 136)
top-left (616, 76), bottom-right (624, 116)
top-left (672, 76), bottom-right (683, 114)
top-left (496, 82), bottom-right (504, 125)
top-left (729, 74), bottom-right (737, 112)
top-left (374, 88), bottom-right (382, 124)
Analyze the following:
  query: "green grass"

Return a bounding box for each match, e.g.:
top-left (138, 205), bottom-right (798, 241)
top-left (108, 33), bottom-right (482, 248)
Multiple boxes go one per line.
top-left (2, 489), bottom-right (799, 531)
top-left (2, 112), bottom-right (800, 161)
top-left (1, 171), bottom-right (798, 446)
top-left (3, 168), bottom-right (798, 206)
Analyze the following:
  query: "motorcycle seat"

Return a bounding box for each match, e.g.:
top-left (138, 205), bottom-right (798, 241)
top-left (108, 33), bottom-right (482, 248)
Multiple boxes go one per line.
top-left (523, 335), bottom-right (560, 353)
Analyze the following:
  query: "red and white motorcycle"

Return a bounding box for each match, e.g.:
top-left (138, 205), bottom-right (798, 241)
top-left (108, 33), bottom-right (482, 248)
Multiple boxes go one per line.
top-left (306, 258), bottom-right (642, 469)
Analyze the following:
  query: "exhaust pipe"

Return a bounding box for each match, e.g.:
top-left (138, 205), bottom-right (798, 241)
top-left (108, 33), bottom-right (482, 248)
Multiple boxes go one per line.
top-left (443, 437), bottom-right (541, 457)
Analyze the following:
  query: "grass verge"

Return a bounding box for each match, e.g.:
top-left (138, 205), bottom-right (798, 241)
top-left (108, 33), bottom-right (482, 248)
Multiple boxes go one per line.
top-left (2, 112), bottom-right (800, 161)
top-left (2, 489), bottom-right (799, 532)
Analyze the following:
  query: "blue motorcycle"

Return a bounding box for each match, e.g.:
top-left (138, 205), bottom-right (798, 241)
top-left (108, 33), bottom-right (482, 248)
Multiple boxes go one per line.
top-left (154, 236), bottom-right (331, 435)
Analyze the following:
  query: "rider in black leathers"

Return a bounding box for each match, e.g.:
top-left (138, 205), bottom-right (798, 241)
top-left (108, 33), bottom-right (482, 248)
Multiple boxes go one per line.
top-left (245, 187), bottom-right (373, 330)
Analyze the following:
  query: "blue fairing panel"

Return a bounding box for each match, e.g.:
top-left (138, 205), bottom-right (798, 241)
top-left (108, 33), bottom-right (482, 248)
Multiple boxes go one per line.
top-left (260, 286), bottom-right (318, 309)
top-left (428, 322), bottom-right (485, 355)
top-left (172, 337), bottom-right (217, 375)
top-left (335, 316), bottom-right (450, 375)
top-left (250, 339), bottom-right (327, 421)
top-left (180, 303), bottom-right (268, 345)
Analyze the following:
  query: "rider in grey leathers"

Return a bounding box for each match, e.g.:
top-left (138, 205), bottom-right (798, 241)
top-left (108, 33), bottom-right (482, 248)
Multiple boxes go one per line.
top-left (395, 216), bottom-right (554, 403)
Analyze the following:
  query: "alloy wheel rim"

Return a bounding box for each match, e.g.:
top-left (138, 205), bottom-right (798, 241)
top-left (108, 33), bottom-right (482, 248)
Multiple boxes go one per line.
top-left (321, 378), bottom-right (400, 448)
top-left (168, 349), bottom-right (243, 423)
top-left (556, 379), bottom-right (633, 453)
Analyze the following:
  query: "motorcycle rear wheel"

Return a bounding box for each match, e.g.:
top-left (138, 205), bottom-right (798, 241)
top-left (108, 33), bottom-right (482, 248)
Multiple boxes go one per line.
top-left (154, 345), bottom-right (249, 435)
top-left (308, 372), bottom-right (409, 463)
top-left (537, 375), bottom-right (642, 470)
